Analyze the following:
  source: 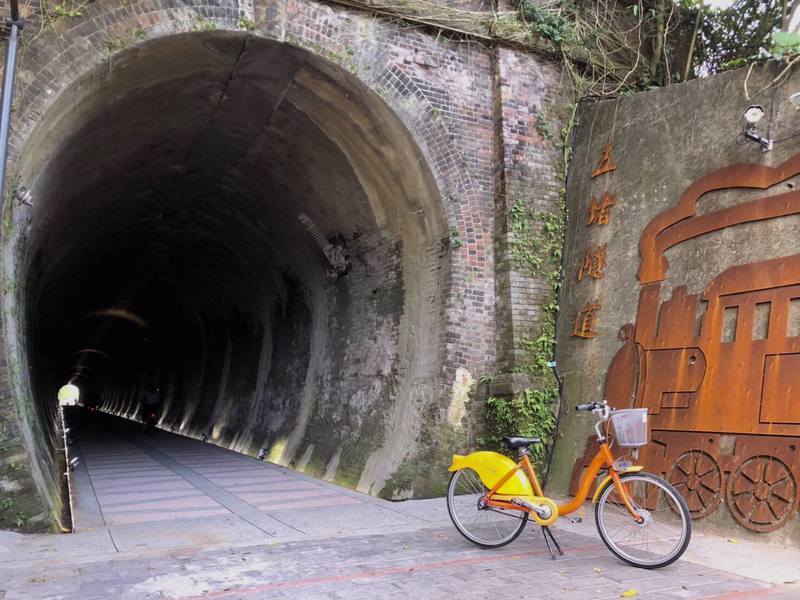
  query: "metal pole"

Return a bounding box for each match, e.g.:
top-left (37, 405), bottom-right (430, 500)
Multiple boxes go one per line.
top-left (0, 1), bottom-right (23, 202)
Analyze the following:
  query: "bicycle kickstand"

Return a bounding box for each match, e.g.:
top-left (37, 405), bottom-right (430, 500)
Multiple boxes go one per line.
top-left (541, 526), bottom-right (564, 560)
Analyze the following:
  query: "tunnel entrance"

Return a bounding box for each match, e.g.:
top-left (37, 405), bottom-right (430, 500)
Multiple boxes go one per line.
top-left (11, 31), bottom-right (449, 509)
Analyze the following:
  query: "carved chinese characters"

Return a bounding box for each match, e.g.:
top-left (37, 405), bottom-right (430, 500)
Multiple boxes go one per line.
top-left (588, 192), bottom-right (616, 226)
top-left (578, 244), bottom-right (607, 280)
top-left (572, 300), bottom-right (601, 338)
top-left (591, 143), bottom-right (616, 177)
top-left (573, 144), bottom-right (617, 338)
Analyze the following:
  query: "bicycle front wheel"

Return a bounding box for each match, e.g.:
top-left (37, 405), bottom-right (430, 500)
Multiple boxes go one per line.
top-left (446, 468), bottom-right (528, 548)
top-left (595, 472), bottom-right (691, 569)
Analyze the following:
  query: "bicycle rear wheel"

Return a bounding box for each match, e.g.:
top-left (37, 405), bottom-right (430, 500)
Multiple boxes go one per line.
top-left (446, 467), bottom-right (528, 548)
top-left (595, 472), bottom-right (691, 569)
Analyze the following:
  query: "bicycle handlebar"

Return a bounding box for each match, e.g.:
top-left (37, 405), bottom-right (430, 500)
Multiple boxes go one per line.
top-left (575, 400), bottom-right (609, 412)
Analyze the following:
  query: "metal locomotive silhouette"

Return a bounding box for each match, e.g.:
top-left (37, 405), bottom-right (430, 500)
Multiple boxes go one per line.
top-left (571, 153), bottom-right (800, 532)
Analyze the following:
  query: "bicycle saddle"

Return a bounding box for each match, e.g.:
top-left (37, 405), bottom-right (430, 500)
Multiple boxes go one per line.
top-left (503, 436), bottom-right (542, 449)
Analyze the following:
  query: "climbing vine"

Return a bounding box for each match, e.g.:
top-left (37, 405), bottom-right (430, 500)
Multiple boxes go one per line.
top-left (103, 28), bottom-right (146, 53)
top-left (484, 102), bottom-right (578, 469)
top-left (486, 388), bottom-right (556, 466)
top-left (517, 0), bottom-right (574, 46)
top-left (321, 0), bottom-right (706, 95)
top-left (0, 493), bottom-right (27, 529)
top-left (509, 199), bottom-right (564, 288)
top-left (487, 196), bottom-right (563, 466)
top-left (237, 16), bottom-right (256, 32)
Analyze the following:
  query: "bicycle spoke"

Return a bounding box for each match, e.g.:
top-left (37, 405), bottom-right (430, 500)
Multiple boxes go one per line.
top-left (447, 468), bottom-right (528, 548)
top-left (596, 473), bottom-right (690, 568)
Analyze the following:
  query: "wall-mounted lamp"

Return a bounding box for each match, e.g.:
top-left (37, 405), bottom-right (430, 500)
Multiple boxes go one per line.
top-left (742, 105), bottom-right (773, 151)
top-left (257, 448), bottom-right (267, 461)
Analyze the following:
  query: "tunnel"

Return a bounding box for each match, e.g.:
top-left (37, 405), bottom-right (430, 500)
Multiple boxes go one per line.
top-left (10, 31), bottom-right (450, 504)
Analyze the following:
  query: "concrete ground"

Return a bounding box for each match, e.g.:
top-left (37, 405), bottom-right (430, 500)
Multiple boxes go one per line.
top-left (1, 414), bottom-right (798, 600)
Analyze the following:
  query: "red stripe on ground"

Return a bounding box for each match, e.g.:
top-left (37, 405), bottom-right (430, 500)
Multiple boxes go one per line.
top-left (171, 543), bottom-right (606, 599)
top-left (703, 584), bottom-right (799, 600)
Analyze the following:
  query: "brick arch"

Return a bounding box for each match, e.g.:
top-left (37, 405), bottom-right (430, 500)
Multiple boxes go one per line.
top-left (9, 1), bottom-right (490, 332)
top-left (0, 0), bottom-right (503, 529)
top-left (8, 1), bottom-right (486, 235)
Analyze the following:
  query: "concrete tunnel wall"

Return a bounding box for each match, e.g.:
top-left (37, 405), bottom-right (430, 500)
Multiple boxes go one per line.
top-left (25, 30), bottom-right (449, 484)
top-left (0, 0), bottom-right (566, 531)
top-left (14, 31), bottom-right (455, 526)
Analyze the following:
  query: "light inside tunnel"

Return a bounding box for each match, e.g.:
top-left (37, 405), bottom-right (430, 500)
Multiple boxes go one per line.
top-left (57, 384), bottom-right (80, 407)
top-left (11, 31), bottom-right (450, 496)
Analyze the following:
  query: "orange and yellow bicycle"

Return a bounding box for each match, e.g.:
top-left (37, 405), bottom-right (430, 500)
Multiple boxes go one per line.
top-left (446, 400), bottom-right (691, 569)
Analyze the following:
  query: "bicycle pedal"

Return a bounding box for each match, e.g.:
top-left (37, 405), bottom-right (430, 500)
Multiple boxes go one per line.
top-left (567, 516), bottom-right (583, 524)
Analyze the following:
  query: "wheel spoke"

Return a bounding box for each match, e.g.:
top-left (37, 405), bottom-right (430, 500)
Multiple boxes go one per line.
top-left (669, 450), bottom-right (722, 519)
top-left (699, 481), bottom-right (719, 494)
top-left (447, 468), bottom-right (528, 548)
top-left (726, 456), bottom-right (797, 532)
top-left (697, 467), bottom-right (715, 478)
top-left (596, 473), bottom-right (690, 568)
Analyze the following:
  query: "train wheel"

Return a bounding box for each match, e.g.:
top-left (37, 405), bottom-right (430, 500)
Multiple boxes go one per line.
top-left (668, 450), bottom-right (722, 519)
top-left (726, 455), bottom-right (798, 532)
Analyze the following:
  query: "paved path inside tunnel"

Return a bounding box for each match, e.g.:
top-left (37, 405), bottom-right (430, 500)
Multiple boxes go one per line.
top-left (68, 412), bottom-right (439, 550)
top-left (1, 413), bottom-right (799, 599)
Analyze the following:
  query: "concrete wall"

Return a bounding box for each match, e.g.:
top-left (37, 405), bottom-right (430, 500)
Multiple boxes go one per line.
top-left (552, 62), bottom-right (800, 542)
top-left (0, 0), bottom-right (564, 530)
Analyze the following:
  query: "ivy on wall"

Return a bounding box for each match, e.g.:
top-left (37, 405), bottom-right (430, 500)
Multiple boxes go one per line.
top-left (486, 388), bottom-right (556, 467)
top-left (485, 197), bottom-right (563, 468)
top-left (485, 103), bottom-right (577, 470)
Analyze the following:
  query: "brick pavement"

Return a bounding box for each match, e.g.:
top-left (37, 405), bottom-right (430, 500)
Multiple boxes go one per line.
top-left (1, 421), bottom-right (798, 600)
top-left (2, 521), bottom-right (797, 600)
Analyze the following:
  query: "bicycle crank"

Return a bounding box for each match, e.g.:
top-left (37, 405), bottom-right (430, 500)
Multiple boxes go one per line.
top-left (511, 496), bottom-right (559, 526)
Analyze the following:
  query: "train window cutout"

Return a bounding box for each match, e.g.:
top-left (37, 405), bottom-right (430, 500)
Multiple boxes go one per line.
top-left (571, 153), bottom-right (800, 532)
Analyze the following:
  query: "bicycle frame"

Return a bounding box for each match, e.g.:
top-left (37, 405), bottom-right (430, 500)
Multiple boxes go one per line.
top-left (447, 401), bottom-right (692, 567)
top-left (483, 442), bottom-right (642, 520)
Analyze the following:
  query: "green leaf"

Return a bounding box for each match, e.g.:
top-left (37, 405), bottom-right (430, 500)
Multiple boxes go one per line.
top-left (772, 31), bottom-right (800, 49)
top-left (772, 31), bottom-right (800, 60)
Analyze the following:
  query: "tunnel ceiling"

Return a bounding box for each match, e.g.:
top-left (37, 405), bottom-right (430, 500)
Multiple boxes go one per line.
top-left (17, 31), bottom-right (448, 483)
top-left (35, 36), bottom-right (371, 323)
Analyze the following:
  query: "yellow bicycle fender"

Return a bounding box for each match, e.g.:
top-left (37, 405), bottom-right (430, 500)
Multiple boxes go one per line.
top-left (449, 451), bottom-right (534, 496)
top-left (591, 466), bottom-right (644, 504)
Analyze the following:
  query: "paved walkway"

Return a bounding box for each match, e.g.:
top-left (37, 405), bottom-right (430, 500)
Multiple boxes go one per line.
top-left (67, 412), bottom-right (437, 551)
top-left (0, 412), bottom-right (798, 599)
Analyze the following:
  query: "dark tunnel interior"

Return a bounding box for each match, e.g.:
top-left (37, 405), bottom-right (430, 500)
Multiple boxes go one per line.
top-left (12, 32), bottom-right (450, 494)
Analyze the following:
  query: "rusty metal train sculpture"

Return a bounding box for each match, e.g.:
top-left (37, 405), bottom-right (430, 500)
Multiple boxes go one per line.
top-left (571, 152), bottom-right (800, 532)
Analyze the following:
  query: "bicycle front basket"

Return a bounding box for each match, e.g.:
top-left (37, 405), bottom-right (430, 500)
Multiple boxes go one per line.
top-left (609, 408), bottom-right (648, 447)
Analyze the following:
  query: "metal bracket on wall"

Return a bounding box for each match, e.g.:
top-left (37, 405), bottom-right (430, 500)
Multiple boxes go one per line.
top-left (297, 212), bottom-right (348, 276)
